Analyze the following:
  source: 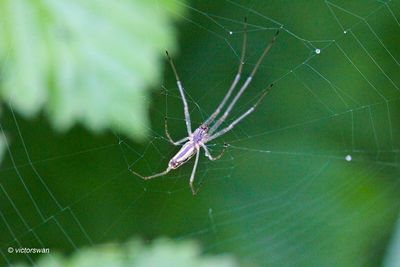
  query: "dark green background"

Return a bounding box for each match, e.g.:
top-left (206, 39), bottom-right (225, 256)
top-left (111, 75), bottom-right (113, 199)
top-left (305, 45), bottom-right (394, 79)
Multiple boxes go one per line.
top-left (1, 0), bottom-right (400, 266)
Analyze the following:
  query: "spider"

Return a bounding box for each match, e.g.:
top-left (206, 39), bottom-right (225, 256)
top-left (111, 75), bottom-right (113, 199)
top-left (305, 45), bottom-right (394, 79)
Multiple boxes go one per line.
top-left (131, 18), bottom-right (279, 195)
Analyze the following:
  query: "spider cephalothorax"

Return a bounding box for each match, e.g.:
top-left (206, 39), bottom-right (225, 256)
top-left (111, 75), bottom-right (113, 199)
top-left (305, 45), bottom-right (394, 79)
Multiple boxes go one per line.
top-left (192, 125), bottom-right (209, 144)
top-left (131, 18), bottom-right (279, 195)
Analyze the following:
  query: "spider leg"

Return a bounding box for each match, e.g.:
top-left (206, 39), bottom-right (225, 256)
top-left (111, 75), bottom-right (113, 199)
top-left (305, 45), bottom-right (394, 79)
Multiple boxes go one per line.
top-left (130, 166), bottom-right (172, 180)
top-left (164, 117), bottom-right (189, 145)
top-left (204, 17), bottom-right (248, 125)
top-left (209, 29), bottom-right (280, 134)
top-left (201, 143), bottom-right (229, 161)
top-left (189, 150), bottom-right (201, 195)
top-left (166, 51), bottom-right (192, 135)
top-left (208, 83), bottom-right (274, 142)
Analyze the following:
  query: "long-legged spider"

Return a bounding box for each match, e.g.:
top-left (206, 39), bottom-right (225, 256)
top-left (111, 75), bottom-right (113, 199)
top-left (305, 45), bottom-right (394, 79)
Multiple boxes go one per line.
top-left (131, 18), bottom-right (279, 195)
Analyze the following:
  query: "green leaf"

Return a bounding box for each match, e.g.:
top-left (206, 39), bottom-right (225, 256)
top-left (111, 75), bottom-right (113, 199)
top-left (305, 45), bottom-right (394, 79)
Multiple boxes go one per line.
top-left (11, 238), bottom-right (240, 267)
top-left (0, 0), bottom-right (185, 141)
top-left (0, 131), bottom-right (5, 164)
top-left (0, 107), bottom-right (6, 162)
top-left (383, 217), bottom-right (400, 267)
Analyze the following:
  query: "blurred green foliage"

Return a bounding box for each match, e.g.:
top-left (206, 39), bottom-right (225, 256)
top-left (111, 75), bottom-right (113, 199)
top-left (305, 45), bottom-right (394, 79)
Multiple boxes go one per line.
top-left (0, 0), bottom-right (185, 141)
top-left (0, 107), bottom-right (4, 161)
top-left (0, 1), bottom-right (400, 267)
top-left (0, 131), bottom-right (4, 163)
top-left (383, 217), bottom-right (400, 267)
top-left (11, 237), bottom-right (239, 267)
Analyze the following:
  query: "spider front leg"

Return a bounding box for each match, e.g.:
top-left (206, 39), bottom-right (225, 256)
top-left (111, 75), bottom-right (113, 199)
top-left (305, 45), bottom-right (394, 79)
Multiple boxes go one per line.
top-left (208, 83), bottom-right (274, 142)
top-left (166, 51), bottom-right (192, 135)
top-left (201, 143), bottom-right (229, 161)
top-left (209, 29), bottom-right (279, 135)
top-left (164, 117), bottom-right (189, 146)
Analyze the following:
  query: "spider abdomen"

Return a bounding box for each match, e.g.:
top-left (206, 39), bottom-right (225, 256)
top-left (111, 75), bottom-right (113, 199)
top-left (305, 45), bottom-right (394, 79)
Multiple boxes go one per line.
top-left (169, 141), bottom-right (197, 169)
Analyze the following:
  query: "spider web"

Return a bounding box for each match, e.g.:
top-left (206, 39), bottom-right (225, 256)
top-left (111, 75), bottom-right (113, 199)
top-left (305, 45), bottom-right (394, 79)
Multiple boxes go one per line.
top-left (1, 0), bottom-right (400, 266)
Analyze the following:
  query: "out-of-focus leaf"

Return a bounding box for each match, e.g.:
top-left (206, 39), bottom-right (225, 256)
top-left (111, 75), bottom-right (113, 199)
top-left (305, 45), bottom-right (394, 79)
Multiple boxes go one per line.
top-left (12, 238), bottom-right (240, 267)
top-left (0, 131), bottom-right (5, 163)
top-left (383, 217), bottom-right (400, 267)
top-left (0, 0), bottom-right (185, 140)
top-left (0, 107), bottom-right (5, 162)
